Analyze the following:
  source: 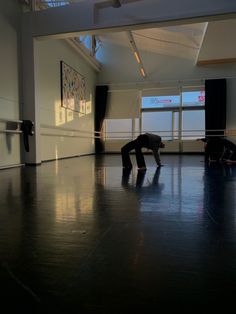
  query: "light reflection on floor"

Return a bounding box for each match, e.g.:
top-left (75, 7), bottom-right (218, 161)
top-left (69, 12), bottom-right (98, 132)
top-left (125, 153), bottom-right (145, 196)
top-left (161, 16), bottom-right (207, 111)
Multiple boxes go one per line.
top-left (0, 154), bottom-right (236, 313)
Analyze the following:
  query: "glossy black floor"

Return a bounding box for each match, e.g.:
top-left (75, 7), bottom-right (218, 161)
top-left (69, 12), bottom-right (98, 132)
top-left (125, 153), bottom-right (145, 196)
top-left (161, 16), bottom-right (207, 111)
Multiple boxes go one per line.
top-left (0, 154), bottom-right (236, 313)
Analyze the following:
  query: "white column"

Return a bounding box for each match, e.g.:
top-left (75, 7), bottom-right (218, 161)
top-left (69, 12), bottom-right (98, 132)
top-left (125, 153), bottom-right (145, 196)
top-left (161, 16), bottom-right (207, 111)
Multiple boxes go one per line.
top-left (21, 15), bottom-right (41, 165)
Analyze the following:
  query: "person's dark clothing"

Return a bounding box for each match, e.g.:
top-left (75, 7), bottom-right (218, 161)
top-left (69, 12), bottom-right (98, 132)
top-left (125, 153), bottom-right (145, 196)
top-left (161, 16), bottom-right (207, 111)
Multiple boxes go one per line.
top-left (121, 133), bottom-right (163, 168)
top-left (204, 137), bottom-right (225, 162)
top-left (201, 137), bottom-right (236, 162)
top-left (221, 139), bottom-right (236, 160)
top-left (21, 120), bottom-right (34, 152)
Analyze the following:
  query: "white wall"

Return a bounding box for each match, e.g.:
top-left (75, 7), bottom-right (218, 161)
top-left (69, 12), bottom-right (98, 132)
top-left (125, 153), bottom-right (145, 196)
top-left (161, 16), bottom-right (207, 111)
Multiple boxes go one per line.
top-left (0, 1), bottom-right (98, 167)
top-left (0, 0), bottom-right (22, 168)
top-left (35, 39), bottom-right (98, 161)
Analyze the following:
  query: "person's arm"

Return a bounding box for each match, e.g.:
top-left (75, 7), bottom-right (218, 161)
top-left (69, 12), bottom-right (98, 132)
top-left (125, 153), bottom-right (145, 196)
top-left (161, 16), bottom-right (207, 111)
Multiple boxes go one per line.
top-left (152, 146), bottom-right (161, 166)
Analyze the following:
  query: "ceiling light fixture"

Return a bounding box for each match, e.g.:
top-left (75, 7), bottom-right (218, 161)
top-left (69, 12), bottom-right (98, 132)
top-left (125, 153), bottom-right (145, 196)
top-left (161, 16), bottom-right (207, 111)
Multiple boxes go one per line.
top-left (140, 67), bottom-right (146, 78)
top-left (134, 51), bottom-right (141, 63)
top-left (127, 31), bottom-right (147, 78)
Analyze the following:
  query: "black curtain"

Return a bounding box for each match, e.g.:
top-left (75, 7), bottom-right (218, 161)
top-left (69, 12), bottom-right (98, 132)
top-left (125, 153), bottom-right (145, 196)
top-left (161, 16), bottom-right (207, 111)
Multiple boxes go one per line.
top-left (205, 78), bottom-right (226, 137)
top-left (94, 85), bottom-right (109, 153)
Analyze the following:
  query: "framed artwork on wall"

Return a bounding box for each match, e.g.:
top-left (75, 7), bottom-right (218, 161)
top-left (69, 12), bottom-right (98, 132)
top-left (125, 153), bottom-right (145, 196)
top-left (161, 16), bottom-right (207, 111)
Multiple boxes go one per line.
top-left (60, 61), bottom-right (86, 113)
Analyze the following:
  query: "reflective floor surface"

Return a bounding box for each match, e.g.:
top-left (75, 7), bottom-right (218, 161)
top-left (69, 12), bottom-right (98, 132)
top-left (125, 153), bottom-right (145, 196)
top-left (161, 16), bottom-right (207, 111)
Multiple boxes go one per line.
top-left (0, 154), bottom-right (236, 313)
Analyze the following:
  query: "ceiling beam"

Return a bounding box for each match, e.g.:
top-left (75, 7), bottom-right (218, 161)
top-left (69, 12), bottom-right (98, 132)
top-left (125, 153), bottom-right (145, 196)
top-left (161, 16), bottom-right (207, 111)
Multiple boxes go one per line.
top-left (23, 0), bottom-right (236, 39)
top-left (66, 38), bottom-right (102, 72)
top-left (196, 19), bottom-right (236, 64)
top-left (197, 58), bottom-right (236, 66)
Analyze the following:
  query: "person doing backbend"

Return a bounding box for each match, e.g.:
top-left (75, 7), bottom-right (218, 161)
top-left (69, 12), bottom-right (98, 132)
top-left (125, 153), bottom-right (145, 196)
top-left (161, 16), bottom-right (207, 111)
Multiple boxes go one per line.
top-left (121, 133), bottom-right (165, 170)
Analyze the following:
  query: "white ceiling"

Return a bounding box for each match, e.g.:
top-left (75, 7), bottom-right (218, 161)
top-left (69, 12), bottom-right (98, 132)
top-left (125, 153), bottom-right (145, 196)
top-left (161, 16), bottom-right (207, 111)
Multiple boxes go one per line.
top-left (98, 17), bottom-right (236, 65)
top-left (28, 0), bottom-right (236, 67)
top-left (99, 22), bottom-right (207, 61)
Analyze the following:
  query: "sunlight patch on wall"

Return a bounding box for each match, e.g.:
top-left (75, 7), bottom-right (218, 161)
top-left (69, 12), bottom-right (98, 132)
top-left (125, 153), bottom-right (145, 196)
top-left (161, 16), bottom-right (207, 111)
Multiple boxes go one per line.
top-left (67, 109), bottom-right (74, 122)
top-left (55, 99), bottom-right (76, 124)
top-left (86, 94), bottom-right (92, 114)
top-left (55, 100), bottom-right (66, 126)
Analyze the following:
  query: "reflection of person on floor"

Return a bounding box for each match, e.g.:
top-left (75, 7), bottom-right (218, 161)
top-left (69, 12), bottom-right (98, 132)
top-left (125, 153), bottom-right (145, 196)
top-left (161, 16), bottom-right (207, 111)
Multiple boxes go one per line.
top-left (122, 167), bottom-right (163, 190)
top-left (121, 133), bottom-right (165, 170)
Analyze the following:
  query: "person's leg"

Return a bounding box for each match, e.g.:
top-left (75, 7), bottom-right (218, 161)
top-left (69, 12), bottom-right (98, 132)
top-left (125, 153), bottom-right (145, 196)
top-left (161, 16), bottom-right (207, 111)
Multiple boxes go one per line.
top-left (135, 135), bottom-right (147, 169)
top-left (121, 140), bottom-right (136, 168)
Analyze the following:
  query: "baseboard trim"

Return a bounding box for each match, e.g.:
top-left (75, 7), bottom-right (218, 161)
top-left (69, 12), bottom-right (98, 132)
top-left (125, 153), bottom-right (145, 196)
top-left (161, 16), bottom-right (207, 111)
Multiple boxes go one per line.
top-left (25, 162), bottom-right (42, 166)
top-left (42, 153), bottom-right (96, 163)
top-left (0, 163), bottom-right (25, 170)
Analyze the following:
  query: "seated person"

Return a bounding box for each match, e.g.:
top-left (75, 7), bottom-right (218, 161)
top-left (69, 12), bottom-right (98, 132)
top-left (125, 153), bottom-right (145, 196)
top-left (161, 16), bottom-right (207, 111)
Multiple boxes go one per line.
top-left (199, 137), bottom-right (225, 162)
top-left (199, 137), bottom-right (236, 164)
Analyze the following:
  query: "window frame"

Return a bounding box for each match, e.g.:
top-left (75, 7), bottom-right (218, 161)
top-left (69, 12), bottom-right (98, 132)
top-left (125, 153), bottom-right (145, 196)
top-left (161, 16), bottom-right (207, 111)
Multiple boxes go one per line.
top-left (103, 86), bottom-right (205, 143)
top-left (141, 88), bottom-right (205, 141)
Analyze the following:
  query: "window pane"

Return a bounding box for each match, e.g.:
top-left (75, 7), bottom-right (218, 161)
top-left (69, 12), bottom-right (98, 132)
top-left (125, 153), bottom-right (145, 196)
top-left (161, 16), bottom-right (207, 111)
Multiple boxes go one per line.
top-left (79, 35), bottom-right (92, 50)
top-left (142, 95), bottom-right (180, 109)
top-left (105, 119), bottom-right (132, 139)
top-left (182, 110), bottom-right (205, 139)
top-left (45, 0), bottom-right (69, 7)
top-left (182, 91), bottom-right (205, 107)
top-left (173, 112), bottom-right (179, 139)
top-left (142, 112), bottom-right (172, 140)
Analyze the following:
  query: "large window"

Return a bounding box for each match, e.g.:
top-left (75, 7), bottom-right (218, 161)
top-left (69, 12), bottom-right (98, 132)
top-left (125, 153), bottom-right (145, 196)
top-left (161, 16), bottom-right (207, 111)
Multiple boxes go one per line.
top-left (141, 88), bottom-right (205, 140)
top-left (104, 86), bottom-right (205, 147)
top-left (182, 91), bottom-right (205, 107)
top-left (142, 112), bottom-right (173, 139)
top-left (182, 110), bottom-right (205, 139)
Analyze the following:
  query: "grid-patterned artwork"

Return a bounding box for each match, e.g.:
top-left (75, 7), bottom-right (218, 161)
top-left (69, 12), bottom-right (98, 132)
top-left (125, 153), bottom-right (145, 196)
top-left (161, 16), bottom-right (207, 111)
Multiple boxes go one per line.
top-left (60, 61), bottom-right (86, 113)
